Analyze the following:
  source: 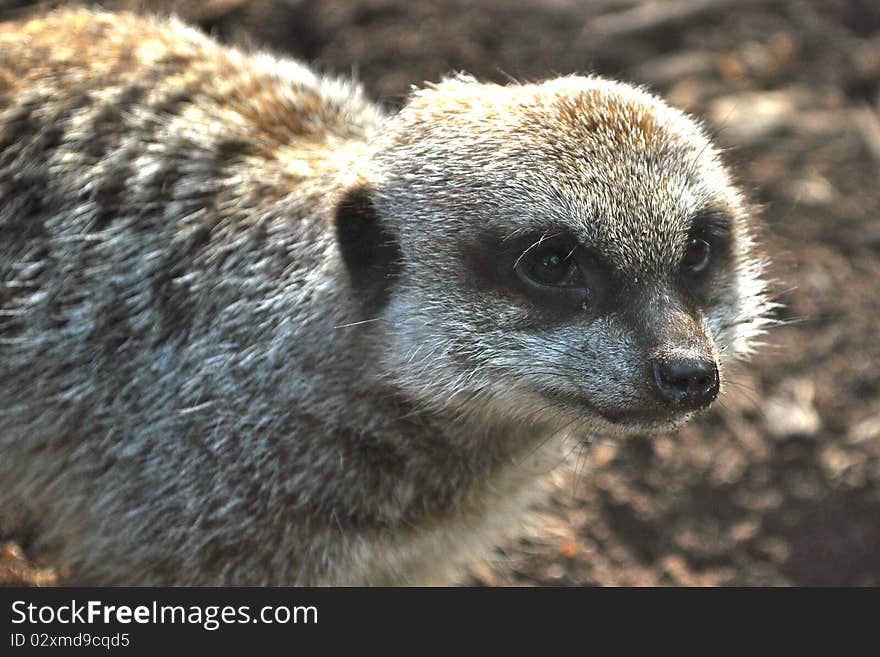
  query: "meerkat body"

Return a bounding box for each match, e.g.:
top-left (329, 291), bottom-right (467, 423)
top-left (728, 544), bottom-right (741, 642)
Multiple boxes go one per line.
top-left (0, 9), bottom-right (772, 585)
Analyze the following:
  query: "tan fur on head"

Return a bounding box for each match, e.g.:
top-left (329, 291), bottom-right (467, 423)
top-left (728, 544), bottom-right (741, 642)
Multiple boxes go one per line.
top-left (0, 9), bottom-right (773, 585)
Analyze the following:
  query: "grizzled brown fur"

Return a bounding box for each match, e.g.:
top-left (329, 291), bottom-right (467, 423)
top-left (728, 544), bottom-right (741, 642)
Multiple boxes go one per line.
top-left (0, 9), bottom-right (772, 584)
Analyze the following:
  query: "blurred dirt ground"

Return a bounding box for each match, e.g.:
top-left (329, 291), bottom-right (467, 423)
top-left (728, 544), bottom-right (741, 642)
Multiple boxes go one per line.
top-left (2, 0), bottom-right (879, 586)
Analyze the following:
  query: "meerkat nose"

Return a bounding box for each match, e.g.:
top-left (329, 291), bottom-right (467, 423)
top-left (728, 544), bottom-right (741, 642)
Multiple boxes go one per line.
top-left (651, 358), bottom-right (720, 410)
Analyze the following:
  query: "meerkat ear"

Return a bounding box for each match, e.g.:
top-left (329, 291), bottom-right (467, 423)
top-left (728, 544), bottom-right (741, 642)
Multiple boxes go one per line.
top-left (334, 185), bottom-right (403, 313)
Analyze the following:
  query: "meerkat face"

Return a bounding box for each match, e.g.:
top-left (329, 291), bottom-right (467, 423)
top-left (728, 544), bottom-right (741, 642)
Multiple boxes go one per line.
top-left (336, 76), bottom-right (773, 435)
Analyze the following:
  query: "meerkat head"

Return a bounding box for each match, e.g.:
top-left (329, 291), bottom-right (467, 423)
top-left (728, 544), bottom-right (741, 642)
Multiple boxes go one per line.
top-left (335, 75), bottom-right (773, 436)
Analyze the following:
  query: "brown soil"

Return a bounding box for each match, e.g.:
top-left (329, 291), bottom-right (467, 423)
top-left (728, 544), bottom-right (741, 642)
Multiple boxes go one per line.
top-left (2, 0), bottom-right (879, 586)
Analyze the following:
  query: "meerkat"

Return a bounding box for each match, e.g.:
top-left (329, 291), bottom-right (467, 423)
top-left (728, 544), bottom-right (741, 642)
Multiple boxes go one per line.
top-left (0, 8), bottom-right (773, 585)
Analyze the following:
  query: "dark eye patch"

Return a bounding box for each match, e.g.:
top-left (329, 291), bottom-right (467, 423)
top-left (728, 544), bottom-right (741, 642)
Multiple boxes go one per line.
top-left (682, 238), bottom-right (711, 273)
top-left (691, 210), bottom-right (733, 250)
top-left (515, 235), bottom-right (581, 287)
top-left (464, 229), bottom-right (610, 321)
top-left (679, 209), bottom-right (734, 294)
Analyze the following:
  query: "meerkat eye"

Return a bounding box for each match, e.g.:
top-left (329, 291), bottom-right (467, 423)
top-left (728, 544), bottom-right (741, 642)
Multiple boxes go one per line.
top-left (519, 241), bottom-right (581, 287)
top-left (681, 238), bottom-right (711, 274)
